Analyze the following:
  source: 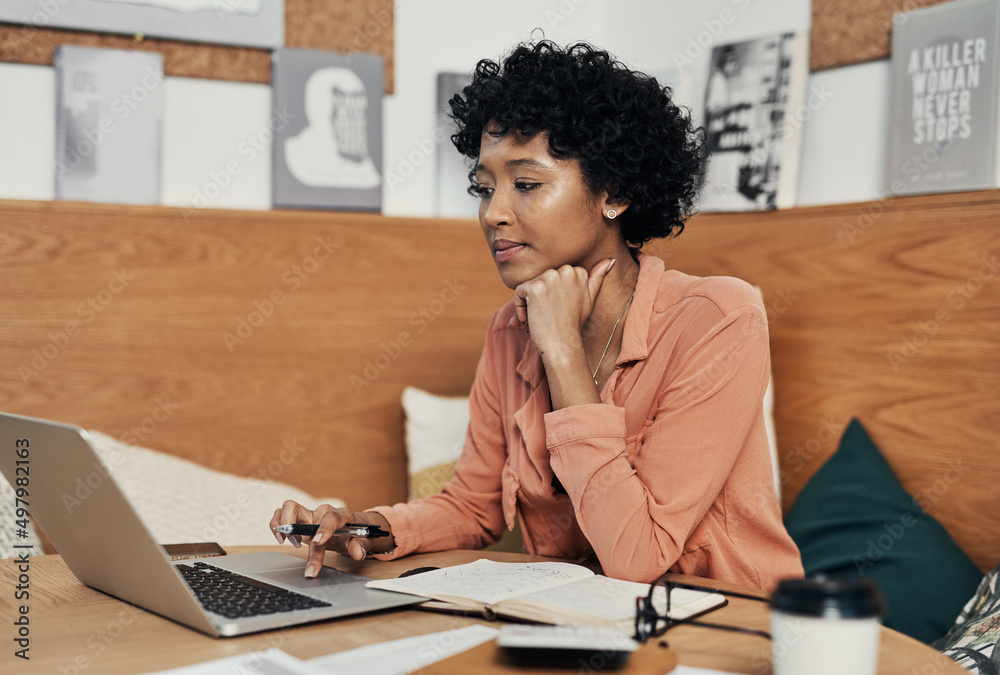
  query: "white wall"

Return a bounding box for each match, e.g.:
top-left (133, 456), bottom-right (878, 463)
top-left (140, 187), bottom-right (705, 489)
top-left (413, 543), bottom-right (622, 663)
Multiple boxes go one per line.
top-left (796, 60), bottom-right (892, 206)
top-left (0, 0), bottom-right (890, 215)
top-left (0, 63), bottom-right (55, 201)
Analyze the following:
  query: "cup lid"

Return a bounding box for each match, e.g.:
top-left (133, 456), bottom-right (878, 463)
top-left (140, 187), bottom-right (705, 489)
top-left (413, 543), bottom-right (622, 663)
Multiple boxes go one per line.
top-left (771, 577), bottom-right (884, 619)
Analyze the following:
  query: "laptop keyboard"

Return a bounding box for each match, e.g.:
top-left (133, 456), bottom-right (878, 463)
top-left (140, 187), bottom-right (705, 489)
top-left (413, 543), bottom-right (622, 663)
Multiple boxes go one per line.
top-left (177, 561), bottom-right (332, 620)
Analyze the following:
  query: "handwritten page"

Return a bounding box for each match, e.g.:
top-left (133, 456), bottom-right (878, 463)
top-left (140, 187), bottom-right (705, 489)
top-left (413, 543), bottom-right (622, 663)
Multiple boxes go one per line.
top-left (510, 574), bottom-right (651, 622)
top-left (508, 577), bottom-right (721, 623)
top-left (366, 559), bottom-right (594, 606)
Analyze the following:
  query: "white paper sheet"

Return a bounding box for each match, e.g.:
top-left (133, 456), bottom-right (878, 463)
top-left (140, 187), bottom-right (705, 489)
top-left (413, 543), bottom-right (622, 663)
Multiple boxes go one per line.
top-left (673, 666), bottom-right (751, 675)
top-left (307, 624), bottom-right (500, 675)
top-left (143, 648), bottom-right (326, 674)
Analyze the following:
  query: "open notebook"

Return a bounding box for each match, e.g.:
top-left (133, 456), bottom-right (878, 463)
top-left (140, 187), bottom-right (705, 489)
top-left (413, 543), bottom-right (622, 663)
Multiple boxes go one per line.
top-left (367, 559), bottom-right (726, 633)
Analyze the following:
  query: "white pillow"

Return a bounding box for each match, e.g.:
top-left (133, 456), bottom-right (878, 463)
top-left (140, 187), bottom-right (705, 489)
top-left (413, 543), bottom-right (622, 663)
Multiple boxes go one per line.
top-left (402, 386), bottom-right (470, 499)
top-left (402, 387), bottom-right (523, 552)
top-left (753, 283), bottom-right (782, 502)
top-left (763, 372), bottom-right (781, 501)
top-left (402, 374), bottom-right (781, 504)
top-left (87, 431), bottom-right (344, 548)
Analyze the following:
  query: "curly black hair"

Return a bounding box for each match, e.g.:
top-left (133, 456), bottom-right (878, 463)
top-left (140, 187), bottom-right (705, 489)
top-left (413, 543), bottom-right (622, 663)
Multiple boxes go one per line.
top-left (449, 40), bottom-right (706, 246)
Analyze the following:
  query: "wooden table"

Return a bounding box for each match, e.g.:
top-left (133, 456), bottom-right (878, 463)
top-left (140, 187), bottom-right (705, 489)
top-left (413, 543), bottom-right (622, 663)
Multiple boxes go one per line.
top-left (1, 546), bottom-right (968, 674)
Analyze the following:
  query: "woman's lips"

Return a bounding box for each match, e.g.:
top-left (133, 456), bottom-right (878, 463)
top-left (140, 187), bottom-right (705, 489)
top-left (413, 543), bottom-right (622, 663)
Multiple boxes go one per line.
top-left (493, 240), bottom-right (526, 263)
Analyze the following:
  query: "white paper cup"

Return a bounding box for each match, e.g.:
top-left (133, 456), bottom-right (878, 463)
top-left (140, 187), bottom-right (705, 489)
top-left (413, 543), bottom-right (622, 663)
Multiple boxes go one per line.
top-left (770, 577), bottom-right (883, 675)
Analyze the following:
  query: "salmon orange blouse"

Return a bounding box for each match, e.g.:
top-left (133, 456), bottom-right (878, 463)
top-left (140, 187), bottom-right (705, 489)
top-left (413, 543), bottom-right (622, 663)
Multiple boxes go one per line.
top-left (371, 253), bottom-right (803, 591)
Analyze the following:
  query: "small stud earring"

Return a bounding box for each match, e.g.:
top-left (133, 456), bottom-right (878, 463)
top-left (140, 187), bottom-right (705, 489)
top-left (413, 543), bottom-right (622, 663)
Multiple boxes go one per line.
top-left (607, 209), bottom-right (617, 219)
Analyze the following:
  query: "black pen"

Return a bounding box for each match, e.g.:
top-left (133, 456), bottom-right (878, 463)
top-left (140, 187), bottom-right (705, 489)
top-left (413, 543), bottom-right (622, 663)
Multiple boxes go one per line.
top-left (273, 522), bottom-right (390, 538)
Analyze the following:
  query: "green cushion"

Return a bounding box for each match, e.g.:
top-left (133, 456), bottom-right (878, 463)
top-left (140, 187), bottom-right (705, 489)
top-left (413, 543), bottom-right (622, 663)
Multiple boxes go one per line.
top-left (784, 418), bottom-right (983, 644)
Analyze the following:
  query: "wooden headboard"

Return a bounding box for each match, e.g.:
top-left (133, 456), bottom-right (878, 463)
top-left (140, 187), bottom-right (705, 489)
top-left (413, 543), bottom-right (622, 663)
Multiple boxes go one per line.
top-left (1, 199), bottom-right (510, 514)
top-left (2, 192), bottom-right (998, 572)
top-left (649, 190), bottom-right (1000, 573)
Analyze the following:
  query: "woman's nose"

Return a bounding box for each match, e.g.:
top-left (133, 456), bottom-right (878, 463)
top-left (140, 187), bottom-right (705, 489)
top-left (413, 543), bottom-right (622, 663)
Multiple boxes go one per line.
top-left (481, 188), bottom-right (512, 229)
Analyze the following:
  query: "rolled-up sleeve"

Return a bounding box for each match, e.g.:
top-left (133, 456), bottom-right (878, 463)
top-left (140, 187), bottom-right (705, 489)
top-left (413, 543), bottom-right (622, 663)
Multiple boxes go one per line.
top-left (369, 313), bottom-right (510, 560)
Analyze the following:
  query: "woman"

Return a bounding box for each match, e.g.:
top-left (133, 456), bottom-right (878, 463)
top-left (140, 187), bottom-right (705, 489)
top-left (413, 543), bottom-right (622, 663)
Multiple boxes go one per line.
top-left (272, 40), bottom-right (803, 590)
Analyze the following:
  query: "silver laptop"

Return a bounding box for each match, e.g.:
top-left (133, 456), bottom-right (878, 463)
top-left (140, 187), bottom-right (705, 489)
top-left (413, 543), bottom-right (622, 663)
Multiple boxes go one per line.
top-left (0, 411), bottom-right (422, 637)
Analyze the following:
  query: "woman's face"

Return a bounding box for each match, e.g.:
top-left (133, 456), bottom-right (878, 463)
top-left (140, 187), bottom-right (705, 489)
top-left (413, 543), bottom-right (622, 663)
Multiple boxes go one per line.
top-left (473, 129), bottom-right (620, 290)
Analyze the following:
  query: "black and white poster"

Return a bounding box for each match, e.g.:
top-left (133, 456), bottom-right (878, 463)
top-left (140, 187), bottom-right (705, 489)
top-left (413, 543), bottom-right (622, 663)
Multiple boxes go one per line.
top-left (272, 48), bottom-right (384, 211)
top-left (700, 33), bottom-right (808, 212)
top-left (434, 72), bottom-right (476, 218)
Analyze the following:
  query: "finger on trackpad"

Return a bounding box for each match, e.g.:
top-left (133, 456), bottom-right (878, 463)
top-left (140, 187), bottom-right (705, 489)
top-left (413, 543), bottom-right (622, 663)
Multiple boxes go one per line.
top-left (258, 566), bottom-right (359, 588)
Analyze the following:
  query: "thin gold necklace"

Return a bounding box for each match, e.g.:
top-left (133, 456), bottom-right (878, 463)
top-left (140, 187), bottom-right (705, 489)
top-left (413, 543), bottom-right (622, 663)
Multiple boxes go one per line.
top-left (591, 290), bottom-right (635, 388)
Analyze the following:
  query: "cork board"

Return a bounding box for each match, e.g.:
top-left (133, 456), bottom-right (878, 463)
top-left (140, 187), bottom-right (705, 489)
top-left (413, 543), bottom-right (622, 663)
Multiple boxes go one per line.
top-left (811, 0), bottom-right (954, 71)
top-left (0, 0), bottom-right (394, 91)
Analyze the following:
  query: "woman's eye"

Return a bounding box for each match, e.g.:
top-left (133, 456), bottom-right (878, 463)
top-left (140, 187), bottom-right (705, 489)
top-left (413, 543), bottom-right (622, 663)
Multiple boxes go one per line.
top-left (468, 184), bottom-right (493, 198)
top-left (515, 181), bottom-right (540, 192)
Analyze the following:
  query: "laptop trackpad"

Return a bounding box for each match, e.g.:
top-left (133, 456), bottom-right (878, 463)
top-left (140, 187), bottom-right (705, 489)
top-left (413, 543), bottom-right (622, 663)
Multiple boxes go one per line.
top-left (257, 565), bottom-right (362, 589)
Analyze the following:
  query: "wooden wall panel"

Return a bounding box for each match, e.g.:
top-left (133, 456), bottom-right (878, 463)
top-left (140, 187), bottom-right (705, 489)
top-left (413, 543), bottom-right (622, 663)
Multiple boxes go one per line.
top-left (0, 0), bottom-right (394, 90)
top-left (0, 200), bottom-right (504, 512)
top-left (811, 0), bottom-right (954, 71)
top-left (2, 190), bottom-right (999, 572)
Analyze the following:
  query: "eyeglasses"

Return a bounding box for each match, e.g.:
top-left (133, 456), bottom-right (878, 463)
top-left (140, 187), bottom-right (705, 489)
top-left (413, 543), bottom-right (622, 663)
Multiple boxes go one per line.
top-left (634, 580), bottom-right (773, 643)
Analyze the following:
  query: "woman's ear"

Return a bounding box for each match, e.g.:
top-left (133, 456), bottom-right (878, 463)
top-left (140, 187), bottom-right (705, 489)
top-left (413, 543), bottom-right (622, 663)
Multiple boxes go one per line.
top-left (601, 196), bottom-right (630, 220)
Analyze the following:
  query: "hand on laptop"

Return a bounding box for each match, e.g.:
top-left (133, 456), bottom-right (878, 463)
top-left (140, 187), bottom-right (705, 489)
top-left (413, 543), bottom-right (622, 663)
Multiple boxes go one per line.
top-left (270, 500), bottom-right (396, 578)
